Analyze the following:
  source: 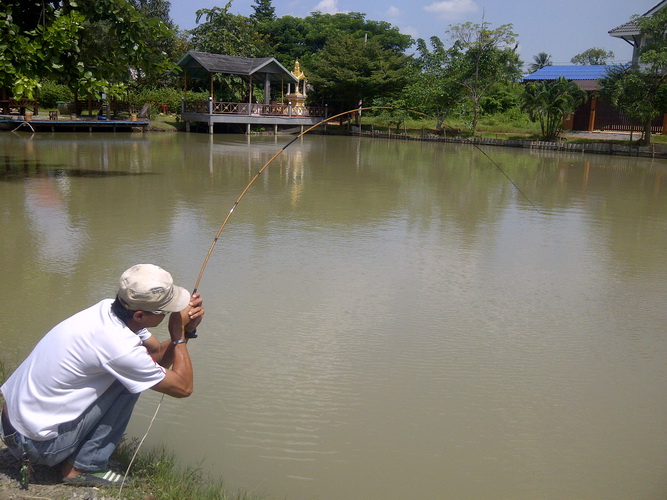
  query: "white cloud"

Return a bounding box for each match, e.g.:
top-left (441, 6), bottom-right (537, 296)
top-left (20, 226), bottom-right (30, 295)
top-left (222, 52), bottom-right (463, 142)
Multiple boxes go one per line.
top-left (386, 6), bottom-right (401, 18)
top-left (423, 0), bottom-right (479, 19)
top-left (313, 0), bottom-right (342, 14)
top-left (402, 25), bottom-right (420, 39)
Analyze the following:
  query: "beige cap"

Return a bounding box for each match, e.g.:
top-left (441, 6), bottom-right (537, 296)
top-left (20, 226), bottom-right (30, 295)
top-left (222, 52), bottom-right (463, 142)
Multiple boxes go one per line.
top-left (118, 264), bottom-right (190, 312)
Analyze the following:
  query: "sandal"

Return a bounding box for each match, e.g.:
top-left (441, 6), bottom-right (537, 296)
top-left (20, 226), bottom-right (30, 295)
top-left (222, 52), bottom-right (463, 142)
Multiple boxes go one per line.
top-left (63, 469), bottom-right (126, 487)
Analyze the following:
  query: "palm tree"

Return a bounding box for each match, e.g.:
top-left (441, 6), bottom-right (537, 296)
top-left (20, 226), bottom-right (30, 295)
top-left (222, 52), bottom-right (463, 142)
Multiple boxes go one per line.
top-left (529, 52), bottom-right (552, 73)
top-left (522, 77), bottom-right (587, 141)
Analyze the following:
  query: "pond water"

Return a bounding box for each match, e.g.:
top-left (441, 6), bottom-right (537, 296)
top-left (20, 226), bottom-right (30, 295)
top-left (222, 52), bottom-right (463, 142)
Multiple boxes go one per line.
top-left (0, 131), bottom-right (666, 499)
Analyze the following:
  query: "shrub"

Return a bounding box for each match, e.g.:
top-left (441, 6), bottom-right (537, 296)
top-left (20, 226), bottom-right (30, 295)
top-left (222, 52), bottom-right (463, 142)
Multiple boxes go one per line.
top-left (127, 88), bottom-right (210, 115)
top-left (38, 80), bottom-right (74, 108)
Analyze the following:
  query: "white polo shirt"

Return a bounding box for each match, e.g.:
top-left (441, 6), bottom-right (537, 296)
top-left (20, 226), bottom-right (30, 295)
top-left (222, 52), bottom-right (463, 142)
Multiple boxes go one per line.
top-left (1, 299), bottom-right (166, 440)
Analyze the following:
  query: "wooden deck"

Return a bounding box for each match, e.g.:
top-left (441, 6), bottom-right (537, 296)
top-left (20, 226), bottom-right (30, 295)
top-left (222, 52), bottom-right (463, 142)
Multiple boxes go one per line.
top-left (181, 100), bottom-right (325, 133)
top-left (0, 116), bottom-right (149, 132)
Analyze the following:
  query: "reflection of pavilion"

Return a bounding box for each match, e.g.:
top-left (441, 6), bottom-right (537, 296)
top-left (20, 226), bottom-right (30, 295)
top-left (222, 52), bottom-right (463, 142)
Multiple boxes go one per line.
top-left (177, 52), bottom-right (325, 134)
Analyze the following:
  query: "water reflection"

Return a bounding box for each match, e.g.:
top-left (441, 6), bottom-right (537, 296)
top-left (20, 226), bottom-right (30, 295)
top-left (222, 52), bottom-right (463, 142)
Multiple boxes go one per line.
top-left (0, 132), bottom-right (666, 500)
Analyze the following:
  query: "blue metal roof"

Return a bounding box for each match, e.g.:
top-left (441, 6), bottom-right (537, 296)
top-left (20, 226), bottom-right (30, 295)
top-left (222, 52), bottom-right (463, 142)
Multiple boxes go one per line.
top-left (523, 65), bottom-right (614, 81)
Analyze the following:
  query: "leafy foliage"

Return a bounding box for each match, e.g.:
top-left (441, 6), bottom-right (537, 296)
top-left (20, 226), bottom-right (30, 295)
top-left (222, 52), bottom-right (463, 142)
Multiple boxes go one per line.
top-left (570, 47), bottom-right (614, 65)
top-left (599, 8), bottom-right (667, 145)
top-left (522, 77), bottom-right (586, 141)
top-left (307, 34), bottom-right (412, 110)
top-left (0, 0), bottom-right (177, 100)
top-left (257, 11), bottom-right (413, 68)
top-left (529, 52), bottom-right (552, 73)
top-left (446, 21), bottom-right (523, 134)
top-left (189, 2), bottom-right (268, 57)
top-left (38, 80), bottom-right (75, 108)
top-left (405, 36), bottom-right (466, 129)
top-left (129, 87), bottom-right (209, 114)
top-left (251, 0), bottom-right (276, 22)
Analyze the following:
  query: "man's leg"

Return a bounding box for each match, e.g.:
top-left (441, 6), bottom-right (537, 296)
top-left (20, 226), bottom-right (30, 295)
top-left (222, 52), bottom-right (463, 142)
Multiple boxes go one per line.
top-left (64, 381), bottom-right (140, 474)
top-left (11, 380), bottom-right (139, 474)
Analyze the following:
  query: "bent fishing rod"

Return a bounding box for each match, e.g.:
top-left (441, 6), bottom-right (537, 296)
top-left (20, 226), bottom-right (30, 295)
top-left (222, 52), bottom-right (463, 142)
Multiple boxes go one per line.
top-left (192, 105), bottom-right (540, 293)
top-left (120, 105), bottom-right (540, 494)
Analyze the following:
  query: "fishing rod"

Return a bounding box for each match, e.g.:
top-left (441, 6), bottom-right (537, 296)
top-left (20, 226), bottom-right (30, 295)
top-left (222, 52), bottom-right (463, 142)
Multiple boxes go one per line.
top-left (192, 105), bottom-right (540, 293)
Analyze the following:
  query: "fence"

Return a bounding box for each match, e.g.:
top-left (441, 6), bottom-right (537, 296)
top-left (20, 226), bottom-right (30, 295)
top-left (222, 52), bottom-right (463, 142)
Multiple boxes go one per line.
top-left (353, 129), bottom-right (667, 159)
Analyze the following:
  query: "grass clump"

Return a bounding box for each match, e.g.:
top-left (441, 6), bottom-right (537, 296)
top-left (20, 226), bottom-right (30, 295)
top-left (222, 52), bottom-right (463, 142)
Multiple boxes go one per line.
top-left (111, 440), bottom-right (254, 500)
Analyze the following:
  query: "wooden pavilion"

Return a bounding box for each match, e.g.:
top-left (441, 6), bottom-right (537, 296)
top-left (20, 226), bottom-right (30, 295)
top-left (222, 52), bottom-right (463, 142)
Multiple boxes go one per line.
top-left (176, 51), bottom-right (325, 134)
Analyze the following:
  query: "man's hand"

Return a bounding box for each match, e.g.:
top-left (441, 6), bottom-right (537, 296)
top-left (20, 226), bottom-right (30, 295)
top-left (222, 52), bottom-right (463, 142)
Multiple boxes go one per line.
top-left (185, 292), bottom-right (204, 335)
top-left (168, 293), bottom-right (204, 342)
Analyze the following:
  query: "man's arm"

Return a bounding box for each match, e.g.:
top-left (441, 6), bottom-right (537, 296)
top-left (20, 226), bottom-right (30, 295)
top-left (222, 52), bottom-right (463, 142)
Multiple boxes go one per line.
top-left (149, 293), bottom-right (204, 398)
top-left (151, 342), bottom-right (193, 398)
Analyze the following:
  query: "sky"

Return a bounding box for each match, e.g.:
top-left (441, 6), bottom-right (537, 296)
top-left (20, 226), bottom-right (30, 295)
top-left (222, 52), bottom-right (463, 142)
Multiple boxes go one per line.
top-left (170, 0), bottom-right (660, 67)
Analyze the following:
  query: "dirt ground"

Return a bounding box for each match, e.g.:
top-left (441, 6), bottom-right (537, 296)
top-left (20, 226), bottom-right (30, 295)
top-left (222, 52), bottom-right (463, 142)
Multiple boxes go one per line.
top-left (0, 441), bottom-right (116, 500)
top-left (563, 130), bottom-right (637, 141)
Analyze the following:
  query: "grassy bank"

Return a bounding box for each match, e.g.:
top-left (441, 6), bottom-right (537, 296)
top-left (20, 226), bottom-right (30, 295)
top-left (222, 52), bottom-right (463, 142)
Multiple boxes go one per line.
top-left (110, 441), bottom-right (252, 500)
top-left (0, 360), bottom-right (258, 499)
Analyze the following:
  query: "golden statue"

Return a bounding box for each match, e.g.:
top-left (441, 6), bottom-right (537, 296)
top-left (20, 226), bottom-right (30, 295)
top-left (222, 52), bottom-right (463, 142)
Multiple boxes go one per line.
top-left (292, 61), bottom-right (306, 81)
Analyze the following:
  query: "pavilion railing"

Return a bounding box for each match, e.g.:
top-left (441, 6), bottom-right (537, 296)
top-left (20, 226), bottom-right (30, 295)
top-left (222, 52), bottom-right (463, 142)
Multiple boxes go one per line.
top-left (183, 100), bottom-right (324, 118)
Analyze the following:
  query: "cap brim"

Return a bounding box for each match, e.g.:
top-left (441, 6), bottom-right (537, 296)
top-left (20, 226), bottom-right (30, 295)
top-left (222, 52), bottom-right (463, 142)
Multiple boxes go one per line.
top-left (160, 285), bottom-right (191, 312)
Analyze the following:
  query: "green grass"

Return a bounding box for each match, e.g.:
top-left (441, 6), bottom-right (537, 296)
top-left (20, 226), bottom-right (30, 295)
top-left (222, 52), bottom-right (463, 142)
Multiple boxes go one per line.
top-left (109, 440), bottom-right (254, 500)
top-left (149, 113), bottom-right (184, 132)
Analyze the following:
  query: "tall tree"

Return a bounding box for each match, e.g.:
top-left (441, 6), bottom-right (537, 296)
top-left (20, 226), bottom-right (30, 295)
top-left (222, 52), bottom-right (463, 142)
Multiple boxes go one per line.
top-left (570, 47), bottom-right (614, 65)
top-left (447, 21), bottom-right (522, 134)
top-left (529, 52), bottom-right (552, 73)
top-left (307, 34), bottom-right (412, 111)
top-left (405, 36), bottom-right (465, 129)
top-left (126, 0), bottom-right (183, 87)
top-left (251, 0), bottom-right (276, 22)
top-left (262, 12), bottom-right (412, 68)
top-left (189, 2), bottom-right (268, 57)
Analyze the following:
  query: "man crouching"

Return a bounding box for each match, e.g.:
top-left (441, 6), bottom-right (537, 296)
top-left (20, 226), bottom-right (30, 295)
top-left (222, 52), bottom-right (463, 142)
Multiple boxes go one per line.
top-left (0, 263), bottom-right (204, 487)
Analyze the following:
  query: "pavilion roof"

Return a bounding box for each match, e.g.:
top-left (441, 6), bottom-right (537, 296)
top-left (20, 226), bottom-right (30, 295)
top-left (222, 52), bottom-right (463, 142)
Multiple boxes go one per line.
top-left (176, 51), bottom-right (298, 83)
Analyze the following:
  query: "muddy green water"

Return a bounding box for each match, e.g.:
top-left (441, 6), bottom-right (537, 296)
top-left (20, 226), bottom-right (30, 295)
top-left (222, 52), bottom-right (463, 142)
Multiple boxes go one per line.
top-left (1, 131), bottom-right (666, 499)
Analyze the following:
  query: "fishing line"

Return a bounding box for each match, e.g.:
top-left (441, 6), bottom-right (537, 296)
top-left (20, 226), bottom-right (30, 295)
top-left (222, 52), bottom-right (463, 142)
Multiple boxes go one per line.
top-left (193, 105), bottom-right (540, 291)
top-left (121, 105), bottom-right (538, 492)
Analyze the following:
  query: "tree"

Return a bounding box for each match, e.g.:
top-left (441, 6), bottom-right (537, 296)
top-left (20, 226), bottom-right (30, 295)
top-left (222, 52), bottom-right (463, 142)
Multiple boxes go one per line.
top-left (599, 9), bottom-right (667, 145)
top-left (529, 52), bottom-right (552, 73)
top-left (251, 0), bottom-right (276, 22)
top-left (260, 12), bottom-right (412, 68)
top-left (307, 34), bottom-right (412, 111)
top-left (189, 2), bottom-right (268, 57)
top-left (0, 0), bottom-right (177, 101)
top-left (571, 47), bottom-right (614, 65)
top-left (522, 77), bottom-right (586, 141)
top-left (447, 21), bottom-right (523, 134)
top-left (405, 36), bottom-right (466, 129)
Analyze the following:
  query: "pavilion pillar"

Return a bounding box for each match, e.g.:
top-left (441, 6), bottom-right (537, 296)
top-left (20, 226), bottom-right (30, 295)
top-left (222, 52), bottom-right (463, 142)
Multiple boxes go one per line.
top-left (662, 113), bottom-right (667, 135)
top-left (587, 96), bottom-right (597, 132)
top-left (183, 69), bottom-right (187, 103)
top-left (264, 74), bottom-right (271, 104)
top-left (248, 76), bottom-right (253, 115)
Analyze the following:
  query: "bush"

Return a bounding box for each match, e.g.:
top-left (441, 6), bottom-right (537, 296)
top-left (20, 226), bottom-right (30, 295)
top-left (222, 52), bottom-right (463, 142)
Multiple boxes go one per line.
top-left (38, 80), bottom-right (74, 108)
top-left (127, 88), bottom-right (210, 115)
